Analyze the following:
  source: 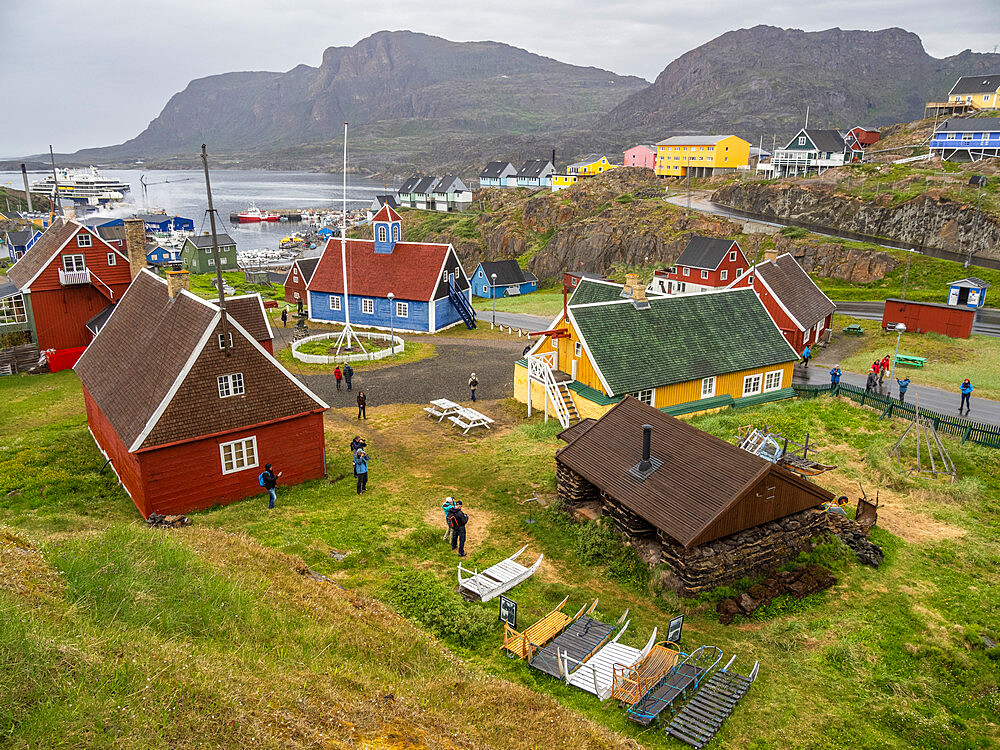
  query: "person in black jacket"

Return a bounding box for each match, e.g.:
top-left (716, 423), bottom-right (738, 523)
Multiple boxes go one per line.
top-left (343, 363), bottom-right (354, 391)
top-left (260, 463), bottom-right (283, 509)
top-left (448, 500), bottom-right (468, 557)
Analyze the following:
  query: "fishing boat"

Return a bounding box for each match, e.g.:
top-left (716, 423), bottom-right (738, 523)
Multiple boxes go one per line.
top-left (29, 166), bottom-right (131, 207)
top-left (237, 203), bottom-right (281, 223)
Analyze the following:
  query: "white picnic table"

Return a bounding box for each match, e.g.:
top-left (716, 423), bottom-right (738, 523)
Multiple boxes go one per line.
top-left (448, 407), bottom-right (495, 434)
top-left (424, 398), bottom-right (463, 422)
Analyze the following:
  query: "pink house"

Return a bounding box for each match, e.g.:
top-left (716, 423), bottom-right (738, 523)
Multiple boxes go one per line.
top-left (623, 145), bottom-right (656, 170)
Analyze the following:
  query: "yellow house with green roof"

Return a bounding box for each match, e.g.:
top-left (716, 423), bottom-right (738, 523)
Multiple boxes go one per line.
top-left (514, 277), bottom-right (798, 426)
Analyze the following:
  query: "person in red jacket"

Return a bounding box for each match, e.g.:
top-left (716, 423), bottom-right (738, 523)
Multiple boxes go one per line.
top-left (334, 365), bottom-right (343, 390)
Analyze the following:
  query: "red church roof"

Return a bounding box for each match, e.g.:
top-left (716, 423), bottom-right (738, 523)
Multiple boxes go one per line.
top-left (309, 238), bottom-right (453, 300)
top-left (371, 204), bottom-right (402, 223)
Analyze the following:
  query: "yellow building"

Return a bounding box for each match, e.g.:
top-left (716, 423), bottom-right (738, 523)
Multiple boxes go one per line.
top-left (514, 277), bottom-right (797, 425)
top-left (551, 155), bottom-right (617, 191)
top-left (948, 75), bottom-right (1000, 110)
top-left (550, 173), bottom-right (580, 191)
top-left (655, 135), bottom-right (751, 178)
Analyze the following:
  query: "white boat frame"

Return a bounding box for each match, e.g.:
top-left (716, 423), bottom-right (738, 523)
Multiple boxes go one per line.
top-left (457, 545), bottom-right (543, 602)
top-left (563, 623), bottom-right (658, 701)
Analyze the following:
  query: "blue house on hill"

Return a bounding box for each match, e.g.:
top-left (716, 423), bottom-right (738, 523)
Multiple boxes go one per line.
top-left (307, 204), bottom-right (476, 333)
top-left (3, 229), bottom-right (42, 262)
top-left (471, 259), bottom-right (538, 298)
top-left (930, 118), bottom-right (1000, 161)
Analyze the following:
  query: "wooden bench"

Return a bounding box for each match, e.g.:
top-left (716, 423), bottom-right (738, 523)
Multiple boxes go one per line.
top-left (896, 355), bottom-right (927, 367)
top-left (448, 408), bottom-right (495, 434)
top-left (611, 641), bottom-right (682, 705)
top-left (504, 598), bottom-right (595, 659)
top-left (425, 398), bottom-right (462, 422)
top-left (842, 324), bottom-right (864, 335)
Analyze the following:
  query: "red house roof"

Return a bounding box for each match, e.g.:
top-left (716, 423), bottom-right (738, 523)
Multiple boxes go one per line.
top-left (371, 204), bottom-right (402, 223)
top-left (309, 238), bottom-right (453, 300)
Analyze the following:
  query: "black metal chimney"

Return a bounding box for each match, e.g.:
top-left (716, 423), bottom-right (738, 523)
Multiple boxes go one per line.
top-left (552, 148), bottom-right (556, 168)
top-left (639, 424), bottom-right (652, 472)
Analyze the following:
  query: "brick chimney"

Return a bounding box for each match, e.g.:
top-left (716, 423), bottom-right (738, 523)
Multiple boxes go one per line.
top-left (622, 273), bottom-right (648, 304)
top-left (165, 269), bottom-right (190, 299)
top-left (124, 218), bottom-right (147, 280)
top-left (763, 246), bottom-right (779, 265)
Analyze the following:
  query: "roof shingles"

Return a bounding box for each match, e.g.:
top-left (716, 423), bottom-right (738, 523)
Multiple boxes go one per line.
top-left (755, 254), bottom-right (835, 330)
top-left (309, 238), bottom-right (453, 300)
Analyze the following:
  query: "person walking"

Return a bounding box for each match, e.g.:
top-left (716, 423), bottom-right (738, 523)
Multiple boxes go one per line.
top-left (960, 379), bottom-right (973, 415)
top-left (442, 496), bottom-right (456, 541)
top-left (354, 448), bottom-right (368, 494)
top-left (800, 345), bottom-right (811, 368)
top-left (896, 377), bottom-right (911, 403)
top-left (334, 365), bottom-right (343, 391)
top-left (357, 389), bottom-right (367, 420)
top-left (865, 370), bottom-right (878, 392)
top-left (259, 463), bottom-right (283, 509)
top-left (280, 307), bottom-right (288, 327)
top-left (448, 500), bottom-right (468, 557)
top-left (296, 297), bottom-right (303, 315)
top-left (343, 363), bottom-right (354, 391)
top-left (468, 372), bottom-right (478, 402)
top-left (829, 364), bottom-right (842, 391)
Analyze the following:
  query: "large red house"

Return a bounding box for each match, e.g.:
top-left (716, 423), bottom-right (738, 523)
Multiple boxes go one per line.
top-left (75, 269), bottom-right (329, 518)
top-left (646, 236), bottom-right (751, 296)
top-left (728, 251), bottom-right (836, 350)
top-left (282, 257), bottom-right (319, 304)
top-left (5, 218), bottom-right (134, 367)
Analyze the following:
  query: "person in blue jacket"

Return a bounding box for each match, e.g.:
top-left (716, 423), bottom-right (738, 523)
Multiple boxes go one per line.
top-left (829, 364), bottom-right (842, 389)
top-left (354, 448), bottom-right (369, 494)
top-left (960, 379), bottom-right (973, 415)
top-left (896, 377), bottom-right (911, 403)
top-left (800, 345), bottom-right (812, 368)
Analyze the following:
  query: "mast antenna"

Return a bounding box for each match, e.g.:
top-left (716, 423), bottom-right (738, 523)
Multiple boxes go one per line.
top-left (201, 144), bottom-right (232, 356)
top-left (332, 122), bottom-right (366, 355)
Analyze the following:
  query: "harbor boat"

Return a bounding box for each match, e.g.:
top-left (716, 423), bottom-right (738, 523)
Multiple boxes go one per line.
top-left (29, 166), bottom-right (131, 207)
top-left (237, 203), bottom-right (281, 223)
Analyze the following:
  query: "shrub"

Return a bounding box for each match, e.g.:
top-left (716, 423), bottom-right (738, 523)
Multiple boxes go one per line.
top-left (382, 569), bottom-right (493, 648)
top-left (779, 226), bottom-right (809, 239)
top-left (574, 522), bottom-right (620, 565)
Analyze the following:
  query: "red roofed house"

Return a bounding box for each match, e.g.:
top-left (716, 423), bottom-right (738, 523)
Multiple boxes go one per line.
top-left (646, 236), bottom-right (751, 296)
top-left (307, 204), bottom-right (476, 331)
top-left (727, 249), bottom-right (836, 350)
top-left (5, 218), bottom-right (137, 369)
top-left (74, 269), bottom-right (328, 518)
top-left (283, 257), bottom-right (319, 305)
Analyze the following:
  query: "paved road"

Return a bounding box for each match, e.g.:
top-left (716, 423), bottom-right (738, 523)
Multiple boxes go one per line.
top-left (474, 309), bottom-right (550, 332)
top-left (793, 363), bottom-right (999, 426)
top-left (834, 301), bottom-right (1000, 337)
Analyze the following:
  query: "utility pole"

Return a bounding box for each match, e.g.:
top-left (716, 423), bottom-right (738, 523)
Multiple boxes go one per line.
top-left (200, 144), bottom-right (231, 356)
top-left (48, 146), bottom-right (62, 216)
top-left (332, 122), bottom-right (365, 355)
top-left (20, 164), bottom-right (32, 212)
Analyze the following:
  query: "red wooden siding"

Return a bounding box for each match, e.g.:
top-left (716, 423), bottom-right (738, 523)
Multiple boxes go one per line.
top-left (31, 287), bottom-right (116, 351)
top-left (30, 226), bottom-right (132, 295)
top-left (882, 299), bottom-right (974, 339)
top-left (136, 413), bottom-right (327, 516)
top-left (653, 247), bottom-right (750, 293)
top-left (84, 387), bottom-right (150, 516)
top-left (284, 265), bottom-right (306, 302)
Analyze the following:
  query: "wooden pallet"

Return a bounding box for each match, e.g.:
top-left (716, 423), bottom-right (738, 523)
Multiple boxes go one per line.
top-left (666, 658), bottom-right (758, 749)
top-left (504, 598), bottom-right (596, 660)
top-left (458, 545), bottom-right (542, 602)
top-left (564, 624), bottom-right (657, 701)
top-left (611, 641), bottom-right (681, 705)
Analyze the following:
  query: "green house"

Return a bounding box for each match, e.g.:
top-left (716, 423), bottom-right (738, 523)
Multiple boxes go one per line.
top-left (180, 233), bottom-right (238, 274)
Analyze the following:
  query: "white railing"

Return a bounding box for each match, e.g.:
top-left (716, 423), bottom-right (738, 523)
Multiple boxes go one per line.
top-left (292, 330), bottom-right (404, 364)
top-left (526, 352), bottom-right (570, 428)
top-left (58, 268), bottom-right (90, 285)
top-left (88, 269), bottom-right (115, 300)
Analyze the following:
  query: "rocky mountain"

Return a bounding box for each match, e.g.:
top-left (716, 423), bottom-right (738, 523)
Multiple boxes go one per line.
top-left (79, 31), bottom-right (645, 165)
top-left (599, 26), bottom-right (1000, 144)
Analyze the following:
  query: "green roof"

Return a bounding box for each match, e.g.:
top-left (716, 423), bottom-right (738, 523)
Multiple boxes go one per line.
top-left (570, 288), bottom-right (798, 395)
top-left (568, 279), bottom-right (629, 306)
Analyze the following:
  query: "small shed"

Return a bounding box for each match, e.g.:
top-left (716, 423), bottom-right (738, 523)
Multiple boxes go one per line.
top-left (882, 298), bottom-right (975, 339)
top-left (471, 259), bottom-right (538, 298)
top-left (948, 277), bottom-right (990, 309)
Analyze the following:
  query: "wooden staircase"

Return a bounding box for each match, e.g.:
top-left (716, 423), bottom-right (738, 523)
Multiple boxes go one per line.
top-left (555, 382), bottom-right (580, 425)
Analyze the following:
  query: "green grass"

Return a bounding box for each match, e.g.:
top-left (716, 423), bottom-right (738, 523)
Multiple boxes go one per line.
top-left (2, 369), bottom-right (1000, 747)
top-left (274, 336), bottom-right (436, 374)
top-left (488, 287), bottom-right (566, 318)
top-left (186, 271), bottom-right (284, 303)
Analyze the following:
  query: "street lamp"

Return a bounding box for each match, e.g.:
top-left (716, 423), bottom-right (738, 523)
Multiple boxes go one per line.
top-left (491, 273), bottom-right (497, 326)
top-left (888, 322), bottom-right (906, 397)
top-left (387, 292), bottom-right (395, 358)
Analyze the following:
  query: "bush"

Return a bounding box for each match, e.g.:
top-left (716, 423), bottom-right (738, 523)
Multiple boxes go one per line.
top-left (574, 522), bottom-right (620, 565)
top-left (382, 569), bottom-right (494, 648)
top-left (779, 226), bottom-right (809, 239)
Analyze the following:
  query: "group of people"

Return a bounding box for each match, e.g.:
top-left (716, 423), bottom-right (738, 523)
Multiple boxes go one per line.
top-left (862, 355), bottom-right (892, 393)
top-left (351, 435), bottom-right (369, 494)
top-left (441, 496), bottom-right (469, 556)
top-left (830, 358), bottom-right (975, 413)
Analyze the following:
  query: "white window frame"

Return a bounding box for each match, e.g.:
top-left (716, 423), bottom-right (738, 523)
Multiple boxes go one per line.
top-left (574, 341), bottom-right (582, 357)
top-left (742, 374), bottom-right (763, 396)
top-left (378, 225), bottom-right (387, 242)
top-left (483, 285), bottom-right (488, 294)
top-left (763, 370), bottom-right (783, 392)
top-left (76, 233), bottom-right (92, 248)
top-left (208, 257), bottom-right (215, 267)
top-left (217, 372), bottom-right (245, 398)
top-left (701, 270), bottom-right (709, 280)
top-left (62, 254), bottom-right (86, 272)
top-left (220, 257), bottom-right (228, 266)
top-left (701, 376), bottom-right (716, 398)
top-left (107, 252), bottom-right (117, 266)
top-left (729, 251), bottom-right (737, 261)
top-left (797, 136), bottom-right (806, 146)
top-left (395, 301), bottom-right (408, 318)
top-left (630, 388), bottom-right (654, 406)
top-left (218, 332), bottom-right (233, 350)
top-left (682, 267), bottom-right (690, 277)
top-left (292, 273), bottom-right (299, 283)
top-left (362, 298), bottom-right (374, 315)
top-left (0, 293), bottom-right (27, 325)
top-left (329, 295), bottom-right (341, 311)
top-left (720, 270), bottom-right (728, 281)
top-left (219, 436), bottom-right (258, 475)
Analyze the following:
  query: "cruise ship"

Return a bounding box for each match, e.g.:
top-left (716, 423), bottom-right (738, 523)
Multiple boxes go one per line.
top-left (29, 167), bottom-right (131, 206)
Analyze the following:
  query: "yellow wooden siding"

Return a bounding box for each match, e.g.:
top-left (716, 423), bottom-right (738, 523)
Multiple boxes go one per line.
top-left (656, 137), bottom-right (751, 176)
top-left (650, 361), bottom-right (793, 408)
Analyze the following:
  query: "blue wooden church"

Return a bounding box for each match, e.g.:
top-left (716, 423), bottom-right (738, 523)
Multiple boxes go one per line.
top-left (307, 204), bottom-right (476, 333)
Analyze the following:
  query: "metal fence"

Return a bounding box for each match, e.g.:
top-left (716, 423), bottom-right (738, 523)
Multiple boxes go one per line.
top-left (791, 383), bottom-right (1000, 448)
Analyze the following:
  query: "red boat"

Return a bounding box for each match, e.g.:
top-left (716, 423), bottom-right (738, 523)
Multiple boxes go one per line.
top-left (237, 203), bottom-right (280, 223)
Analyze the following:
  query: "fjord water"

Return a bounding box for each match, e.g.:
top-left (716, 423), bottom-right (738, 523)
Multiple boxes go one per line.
top-left (0, 169), bottom-right (388, 252)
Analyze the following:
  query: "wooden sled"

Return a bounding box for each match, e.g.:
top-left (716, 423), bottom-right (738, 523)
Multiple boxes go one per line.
top-left (503, 597), bottom-right (596, 660)
top-left (458, 545), bottom-right (542, 602)
top-left (563, 623), bottom-right (658, 700)
top-left (529, 608), bottom-right (628, 680)
top-left (611, 641), bottom-right (682, 705)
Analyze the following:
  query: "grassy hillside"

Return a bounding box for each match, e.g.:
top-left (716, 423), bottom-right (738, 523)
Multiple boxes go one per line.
top-left (2, 371), bottom-right (999, 747)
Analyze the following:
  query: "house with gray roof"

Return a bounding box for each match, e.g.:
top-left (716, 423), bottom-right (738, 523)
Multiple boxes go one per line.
top-left (769, 128), bottom-right (849, 175)
top-left (947, 75), bottom-right (1000, 108)
top-left (516, 159), bottom-right (555, 188)
top-left (929, 118), bottom-right (1000, 161)
top-left (479, 161), bottom-right (517, 188)
top-left (471, 259), bottom-right (538, 298)
top-left (180, 232), bottom-right (237, 274)
top-left (397, 175), bottom-right (472, 212)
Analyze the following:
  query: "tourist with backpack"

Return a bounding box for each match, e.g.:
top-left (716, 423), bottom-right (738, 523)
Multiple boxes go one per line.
top-left (896, 377), bottom-right (911, 403)
top-left (343, 363), bottom-right (354, 391)
top-left (829, 364), bottom-right (842, 391)
top-left (442, 496), bottom-right (456, 541)
top-left (334, 365), bottom-right (343, 391)
top-left (448, 500), bottom-right (468, 556)
top-left (800, 345), bottom-right (811, 368)
top-left (960, 378), bottom-right (973, 415)
top-left (280, 307), bottom-right (288, 327)
top-left (350, 436), bottom-right (367, 476)
top-left (258, 464), bottom-right (283, 509)
top-left (354, 448), bottom-right (369, 494)
top-left (468, 372), bottom-right (478, 402)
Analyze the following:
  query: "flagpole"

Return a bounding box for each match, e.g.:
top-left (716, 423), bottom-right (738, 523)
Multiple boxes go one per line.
top-left (334, 121), bottom-right (365, 354)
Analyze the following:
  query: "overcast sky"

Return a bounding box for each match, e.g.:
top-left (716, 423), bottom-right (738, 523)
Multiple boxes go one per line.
top-left (2, 0), bottom-right (998, 157)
